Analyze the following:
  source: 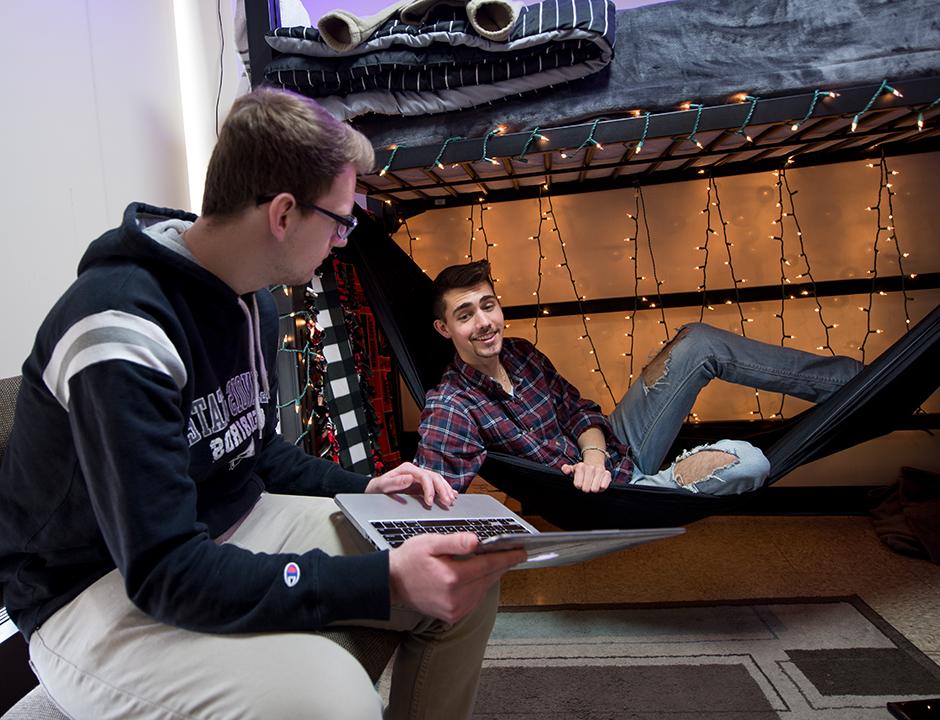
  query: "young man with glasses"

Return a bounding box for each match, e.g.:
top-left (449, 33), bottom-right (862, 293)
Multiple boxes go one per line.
top-left (0, 88), bottom-right (523, 720)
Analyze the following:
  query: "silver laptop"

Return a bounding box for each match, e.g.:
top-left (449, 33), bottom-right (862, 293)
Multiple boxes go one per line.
top-left (335, 493), bottom-right (685, 569)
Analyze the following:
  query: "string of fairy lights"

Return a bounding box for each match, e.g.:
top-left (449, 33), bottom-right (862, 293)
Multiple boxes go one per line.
top-left (636, 184), bottom-right (671, 345)
top-left (771, 167), bottom-right (794, 413)
top-left (545, 190), bottom-right (618, 406)
top-left (501, 178), bottom-right (620, 405)
top-left (527, 186), bottom-right (549, 345)
top-left (273, 285), bottom-right (328, 451)
top-left (375, 79), bottom-right (938, 179)
top-left (463, 199), bottom-right (496, 263)
top-left (778, 167), bottom-right (837, 356)
top-left (621, 189), bottom-right (640, 385)
top-left (466, 201), bottom-right (476, 260)
top-left (859, 151), bottom-right (916, 363)
top-left (274, 265), bottom-right (389, 469)
top-left (698, 174), bottom-right (767, 420)
top-left (402, 215), bottom-right (417, 257)
top-left (479, 198), bottom-right (495, 261)
top-left (878, 154), bottom-right (915, 331)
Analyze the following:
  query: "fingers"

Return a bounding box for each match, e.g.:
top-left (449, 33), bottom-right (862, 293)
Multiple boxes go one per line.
top-left (412, 474), bottom-right (435, 507)
top-left (415, 533), bottom-right (526, 575)
top-left (469, 546), bottom-right (529, 575)
top-left (368, 463), bottom-right (457, 506)
top-left (399, 464), bottom-right (451, 507)
top-left (432, 473), bottom-right (459, 507)
top-left (366, 472), bottom-right (411, 494)
top-left (584, 468), bottom-right (610, 492)
top-left (568, 462), bottom-right (611, 493)
top-left (420, 530), bottom-right (479, 554)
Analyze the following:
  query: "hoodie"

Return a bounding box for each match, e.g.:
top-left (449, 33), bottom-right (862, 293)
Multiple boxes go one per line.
top-left (0, 203), bottom-right (389, 640)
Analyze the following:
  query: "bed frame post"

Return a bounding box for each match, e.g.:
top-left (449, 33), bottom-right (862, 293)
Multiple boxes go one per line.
top-left (244, 0), bottom-right (280, 89)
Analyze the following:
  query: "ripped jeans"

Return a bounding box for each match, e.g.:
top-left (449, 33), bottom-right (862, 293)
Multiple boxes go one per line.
top-left (608, 323), bottom-right (863, 495)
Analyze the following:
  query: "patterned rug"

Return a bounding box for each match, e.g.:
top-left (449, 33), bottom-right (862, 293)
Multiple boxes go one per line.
top-left (474, 597), bottom-right (940, 720)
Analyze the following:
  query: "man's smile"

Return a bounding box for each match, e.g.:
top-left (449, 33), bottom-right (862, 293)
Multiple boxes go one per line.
top-left (473, 329), bottom-right (500, 343)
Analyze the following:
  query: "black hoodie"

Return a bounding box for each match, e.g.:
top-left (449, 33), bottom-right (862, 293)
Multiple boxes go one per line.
top-left (0, 203), bottom-right (389, 640)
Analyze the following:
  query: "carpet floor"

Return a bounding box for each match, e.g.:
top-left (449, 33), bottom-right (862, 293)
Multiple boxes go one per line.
top-left (472, 597), bottom-right (940, 720)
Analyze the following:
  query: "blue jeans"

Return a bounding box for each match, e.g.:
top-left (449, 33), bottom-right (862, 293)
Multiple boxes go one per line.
top-left (608, 323), bottom-right (863, 495)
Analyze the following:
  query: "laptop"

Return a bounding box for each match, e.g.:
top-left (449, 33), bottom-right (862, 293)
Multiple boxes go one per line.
top-left (335, 493), bottom-right (685, 569)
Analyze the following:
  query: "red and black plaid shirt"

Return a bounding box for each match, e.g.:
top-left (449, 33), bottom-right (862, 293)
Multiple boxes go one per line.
top-left (415, 338), bottom-right (633, 491)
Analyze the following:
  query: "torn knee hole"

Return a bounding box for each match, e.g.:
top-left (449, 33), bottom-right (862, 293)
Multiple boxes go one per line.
top-left (674, 450), bottom-right (737, 486)
top-left (641, 327), bottom-right (689, 385)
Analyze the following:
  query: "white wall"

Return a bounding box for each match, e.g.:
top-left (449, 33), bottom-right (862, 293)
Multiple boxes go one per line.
top-left (0, 0), bottom-right (243, 378)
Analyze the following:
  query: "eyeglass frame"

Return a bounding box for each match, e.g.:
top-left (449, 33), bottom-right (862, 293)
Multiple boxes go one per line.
top-left (256, 194), bottom-right (358, 239)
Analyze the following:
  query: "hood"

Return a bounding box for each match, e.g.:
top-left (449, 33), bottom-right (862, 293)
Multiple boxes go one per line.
top-left (77, 202), bottom-right (214, 286)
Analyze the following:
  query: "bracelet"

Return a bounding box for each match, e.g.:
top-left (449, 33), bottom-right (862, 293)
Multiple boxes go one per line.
top-left (580, 446), bottom-right (610, 460)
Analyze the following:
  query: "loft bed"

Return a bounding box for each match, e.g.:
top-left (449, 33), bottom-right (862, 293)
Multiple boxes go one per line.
top-left (245, 0), bottom-right (940, 528)
top-left (245, 0), bottom-right (940, 214)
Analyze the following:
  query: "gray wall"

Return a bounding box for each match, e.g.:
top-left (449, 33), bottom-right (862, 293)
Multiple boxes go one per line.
top-left (0, 0), bottom-right (243, 378)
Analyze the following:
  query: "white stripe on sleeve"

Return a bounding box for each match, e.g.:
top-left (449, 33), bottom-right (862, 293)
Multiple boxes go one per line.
top-left (43, 310), bottom-right (187, 409)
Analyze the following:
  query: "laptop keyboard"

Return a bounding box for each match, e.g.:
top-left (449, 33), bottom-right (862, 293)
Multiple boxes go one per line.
top-left (371, 517), bottom-right (531, 548)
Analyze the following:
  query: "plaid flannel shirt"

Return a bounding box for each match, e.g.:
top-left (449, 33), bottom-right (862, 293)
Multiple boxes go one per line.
top-left (415, 337), bottom-right (633, 491)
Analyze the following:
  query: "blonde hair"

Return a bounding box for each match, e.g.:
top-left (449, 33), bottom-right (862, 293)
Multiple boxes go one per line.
top-left (201, 87), bottom-right (374, 217)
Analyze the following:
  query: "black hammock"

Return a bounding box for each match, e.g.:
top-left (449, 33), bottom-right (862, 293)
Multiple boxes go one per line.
top-left (337, 212), bottom-right (940, 529)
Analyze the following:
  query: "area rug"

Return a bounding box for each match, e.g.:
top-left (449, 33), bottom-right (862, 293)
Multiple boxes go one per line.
top-left (474, 596), bottom-right (940, 720)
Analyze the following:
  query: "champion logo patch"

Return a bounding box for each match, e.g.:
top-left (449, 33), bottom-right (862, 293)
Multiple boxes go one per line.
top-left (283, 561), bottom-right (301, 588)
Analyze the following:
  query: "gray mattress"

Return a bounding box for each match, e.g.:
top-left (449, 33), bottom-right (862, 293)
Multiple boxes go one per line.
top-left (347, 0), bottom-right (940, 148)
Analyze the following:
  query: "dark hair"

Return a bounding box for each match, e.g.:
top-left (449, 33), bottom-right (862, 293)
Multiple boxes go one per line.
top-left (431, 260), bottom-right (495, 321)
top-left (201, 87), bottom-right (374, 217)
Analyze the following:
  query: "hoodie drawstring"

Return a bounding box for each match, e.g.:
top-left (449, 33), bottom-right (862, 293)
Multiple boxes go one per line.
top-left (252, 296), bottom-right (270, 403)
top-left (237, 296), bottom-right (268, 439)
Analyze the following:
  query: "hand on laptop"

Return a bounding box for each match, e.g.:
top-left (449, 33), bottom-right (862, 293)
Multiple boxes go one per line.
top-left (389, 532), bottom-right (527, 623)
top-left (364, 461), bottom-right (458, 508)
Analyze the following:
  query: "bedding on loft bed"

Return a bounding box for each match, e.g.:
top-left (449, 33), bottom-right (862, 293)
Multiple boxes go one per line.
top-left (307, 0), bottom-right (940, 150)
top-left (264, 0), bottom-right (615, 121)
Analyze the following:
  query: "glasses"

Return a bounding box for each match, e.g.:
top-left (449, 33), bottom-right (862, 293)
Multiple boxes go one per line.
top-left (256, 195), bottom-right (358, 240)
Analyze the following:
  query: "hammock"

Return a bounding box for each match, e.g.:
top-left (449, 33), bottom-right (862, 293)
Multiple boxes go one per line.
top-left (338, 212), bottom-right (940, 529)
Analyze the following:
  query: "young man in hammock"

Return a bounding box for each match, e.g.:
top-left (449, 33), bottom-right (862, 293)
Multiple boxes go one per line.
top-left (416, 260), bottom-right (863, 496)
top-left (0, 89), bottom-right (525, 720)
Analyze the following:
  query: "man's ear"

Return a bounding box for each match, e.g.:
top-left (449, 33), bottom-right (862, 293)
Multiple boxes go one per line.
top-left (433, 319), bottom-right (452, 339)
top-left (266, 193), bottom-right (297, 242)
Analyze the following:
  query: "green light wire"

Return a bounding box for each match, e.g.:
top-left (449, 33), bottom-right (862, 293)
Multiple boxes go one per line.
top-left (428, 136), bottom-right (463, 169)
top-left (736, 95), bottom-right (759, 141)
top-left (517, 126), bottom-right (546, 162)
top-left (634, 112), bottom-right (651, 154)
top-left (481, 128), bottom-right (502, 164)
top-left (686, 103), bottom-right (704, 147)
top-left (378, 143), bottom-right (404, 176)
top-left (576, 118), bottom-right (603, 151)
top-left (851, 79), bottom-right (900, 131)
top-left (791, 89), bottom-right (837, 131)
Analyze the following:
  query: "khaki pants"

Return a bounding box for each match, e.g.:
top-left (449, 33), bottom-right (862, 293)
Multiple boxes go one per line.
top-left (29, 493), bottom-right (498, 719)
